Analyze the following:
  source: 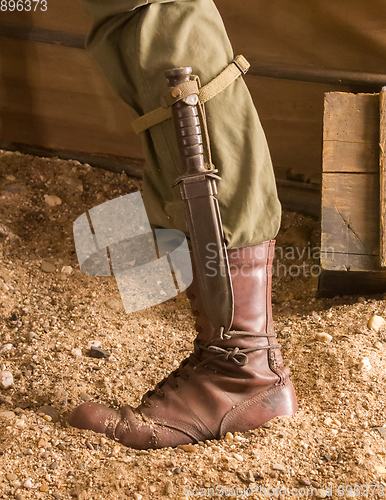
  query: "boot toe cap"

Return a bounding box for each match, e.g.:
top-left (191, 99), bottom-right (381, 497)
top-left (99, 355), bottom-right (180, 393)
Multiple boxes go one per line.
top-left (68, 402), bottom-right (119, 435)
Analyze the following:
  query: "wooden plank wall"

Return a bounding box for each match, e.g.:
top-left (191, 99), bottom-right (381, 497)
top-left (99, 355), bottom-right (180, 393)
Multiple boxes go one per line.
top-left (0, 1), bottom-right (383, 183)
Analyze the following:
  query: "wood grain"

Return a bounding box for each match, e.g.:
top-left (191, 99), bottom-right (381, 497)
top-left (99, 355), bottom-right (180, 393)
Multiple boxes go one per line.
top-left (380, 88), bottom-right (386, 266)
top-left (321, 92), bottom-right (382, 275)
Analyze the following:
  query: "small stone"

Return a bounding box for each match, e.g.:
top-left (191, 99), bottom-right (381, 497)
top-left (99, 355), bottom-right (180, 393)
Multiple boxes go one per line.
top-left (80, 392), bottom-right (92, 402)
top-left (149, 485), bottom-right (157, 493)
top-left (377, 427), bottom-right (386, 438)
top-left (133, 494), bottom-right (142, 500)
top-left (87, 340), bottom-right (101, 349)
top-left (374, 341), bottom-right (383, 350)
top-left (368, 315), bottom-right (385, 332)
top-left (164, 480), bottom-right (174, 495)
top-left (0, 343), bottom-right (12, 354)
top-left (324, 416), bottom-right (333, 426)
top-left (178, 444), bottom-right (196, 453)
top-left (375, 465), bottom-right (386, 474)
top-left (26, 331), bottom-right (39, 341)
top-left (225, 432), bottom-right (234, 443)
top-left (16, 494), bottom-right (25, 500)
top-left (316, 489), bottom-right (328, 499)
top-left (38, 437), bottom-right (48, 447)
top-left (37, 405), bottom-right (59, 423)
top-left (105, 299), bottom-right (121, 312)
top-left (272, 463), bottom-right (286, 472)
top-left (24, 479), bottom-right (33, 488)
top-left (247, 470), bottom-right (255, 483)
top-left (262, 422), bottom-right (271, 429)
top-left (44, 194), bottom-right (62, 207)
top-left (5, 175), bottom-right (16, 181)
top-left (0, 370), bottom-right (14, 389)
top-left (41, 262), bottom-right (56, 273)
top-left (298, 477), bottom-right (312, 486)
top-left (40, 484), bottom-right (49, 492)
top-left (358, 357), bottom-right (372, 371)
top-left (61, 266), bottom-right (73, 275)
top-left (315, 332), bottom-right (332, 342)
top-left (234, 453), bottom-right (244, 462)
top-left (49, 461), bottom-right (58, 470)
top-left (77, 491), bottom-right (88, 500)
top-left (0, 410), bottom-right (15, 420)
top-left (112, 444), bottom-right (120, 455)
top-left (6, 473), bottom-right (17, 481)
top-left (71, 348), bottom-right (82, 357)
top-left (89, 346), bottom-right (110, 359)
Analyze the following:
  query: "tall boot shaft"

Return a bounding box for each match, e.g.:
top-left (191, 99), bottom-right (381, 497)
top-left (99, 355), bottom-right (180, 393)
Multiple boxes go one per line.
top-left (187, 240), bottom-right (287, 385)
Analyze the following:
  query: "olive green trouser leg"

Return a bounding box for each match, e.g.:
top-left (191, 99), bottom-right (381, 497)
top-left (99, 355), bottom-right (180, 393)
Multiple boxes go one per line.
top-left (81, 0), bottom-right (281, 249)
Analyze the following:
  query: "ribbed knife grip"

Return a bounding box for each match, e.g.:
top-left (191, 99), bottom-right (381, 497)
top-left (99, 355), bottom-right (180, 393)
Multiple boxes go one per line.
top-left (165, 67), bottom-right (206, 175)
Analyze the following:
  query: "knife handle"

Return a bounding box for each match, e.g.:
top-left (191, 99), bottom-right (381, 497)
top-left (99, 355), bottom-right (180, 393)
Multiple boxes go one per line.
top-left (165, 67), bottom-right (206, 175)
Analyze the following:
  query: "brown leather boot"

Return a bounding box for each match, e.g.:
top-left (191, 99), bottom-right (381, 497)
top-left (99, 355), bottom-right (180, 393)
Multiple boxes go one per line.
top-left (68, 241), bottom-right (297, 449)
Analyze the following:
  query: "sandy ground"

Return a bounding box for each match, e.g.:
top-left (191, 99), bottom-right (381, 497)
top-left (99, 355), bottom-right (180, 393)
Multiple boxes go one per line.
top-left (0, 151), bottom-right (386, 500)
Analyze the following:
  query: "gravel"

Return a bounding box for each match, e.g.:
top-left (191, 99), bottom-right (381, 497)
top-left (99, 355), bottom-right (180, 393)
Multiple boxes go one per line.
top-left (1, 150), bottom-right (386, 499)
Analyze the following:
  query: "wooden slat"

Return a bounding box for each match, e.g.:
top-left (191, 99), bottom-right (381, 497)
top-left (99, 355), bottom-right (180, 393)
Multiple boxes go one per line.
top-left (323, 93), bottom-right (379, 143)
top-left (0, 24), bottom-right (86, 49)
top-left (319, 269), bottom-right (386, 298)
top-left (321, 172), bottom-right (380, 271)
top-left (380, 87), bottom-right (386, 266)
top-left (323, 92), bottom-right (379, 175)
top-left (321, 251), bottom-right (380, 272)
top-left (323, 141), bottom-right (378, 173)
top-left (321, 92), bottom-right (382, 274)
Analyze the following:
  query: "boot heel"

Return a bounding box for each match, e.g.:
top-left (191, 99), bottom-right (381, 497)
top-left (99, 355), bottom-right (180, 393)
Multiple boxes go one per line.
top-left (220, 381), bottom-right (298, 435)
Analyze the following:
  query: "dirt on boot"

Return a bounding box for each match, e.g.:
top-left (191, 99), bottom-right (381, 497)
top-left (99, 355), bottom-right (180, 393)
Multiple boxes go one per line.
top-left (0, 150), bottom-right (386, 499)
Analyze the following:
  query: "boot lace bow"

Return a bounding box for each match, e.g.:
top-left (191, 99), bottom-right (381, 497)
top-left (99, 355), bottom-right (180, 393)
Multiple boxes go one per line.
top-left (141, 330), bottom-right (279, 407)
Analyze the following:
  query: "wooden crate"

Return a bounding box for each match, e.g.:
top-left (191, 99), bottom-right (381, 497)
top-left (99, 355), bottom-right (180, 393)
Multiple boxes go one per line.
top-left (319, 91), bottom-right (386, 296)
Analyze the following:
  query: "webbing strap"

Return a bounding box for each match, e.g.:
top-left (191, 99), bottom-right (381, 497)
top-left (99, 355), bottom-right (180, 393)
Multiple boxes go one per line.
top-left (160, 79), bottom-right (199, 108)
top-left (131, 55), bottom-right (250, 135)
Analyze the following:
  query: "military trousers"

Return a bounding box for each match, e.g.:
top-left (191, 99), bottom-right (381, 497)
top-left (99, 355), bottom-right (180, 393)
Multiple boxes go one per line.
top-left (80, 0), bottom-right (281, 249)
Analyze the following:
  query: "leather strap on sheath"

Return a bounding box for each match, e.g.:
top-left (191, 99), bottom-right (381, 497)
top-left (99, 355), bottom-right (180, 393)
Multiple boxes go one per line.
top-left (132, 55), bottom-right (250, 135)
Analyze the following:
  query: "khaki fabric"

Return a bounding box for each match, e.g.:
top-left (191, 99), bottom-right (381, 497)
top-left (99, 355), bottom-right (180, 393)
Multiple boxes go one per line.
top-left (80, 0), bottom-right (281, 248)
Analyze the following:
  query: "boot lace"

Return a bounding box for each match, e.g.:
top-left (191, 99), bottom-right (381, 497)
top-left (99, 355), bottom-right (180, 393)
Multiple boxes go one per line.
top-left (141, 330), bottom-right (280, 407)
